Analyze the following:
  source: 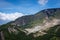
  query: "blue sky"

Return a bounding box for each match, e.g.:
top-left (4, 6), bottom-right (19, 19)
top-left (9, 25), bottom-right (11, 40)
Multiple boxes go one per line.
top-left (0, 0), bottom-right (60, 14)
top-left (0, 0), bottom-right (60, 25)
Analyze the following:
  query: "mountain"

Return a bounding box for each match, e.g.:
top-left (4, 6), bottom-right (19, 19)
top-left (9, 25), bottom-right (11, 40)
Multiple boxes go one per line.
top-left (0, 8), bottom-right (60, 40)
top-left (11, 8), bottom-right (60, 27)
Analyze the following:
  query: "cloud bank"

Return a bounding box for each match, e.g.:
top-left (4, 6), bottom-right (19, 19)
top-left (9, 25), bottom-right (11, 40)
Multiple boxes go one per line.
top-left (0, 12), bottom-right (24, 21)
top-left (38, 0), bottom-right (48, 5)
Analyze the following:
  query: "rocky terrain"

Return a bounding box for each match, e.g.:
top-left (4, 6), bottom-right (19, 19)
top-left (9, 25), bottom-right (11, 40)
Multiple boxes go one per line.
top-left (0, 8), bottom-right (60, 40)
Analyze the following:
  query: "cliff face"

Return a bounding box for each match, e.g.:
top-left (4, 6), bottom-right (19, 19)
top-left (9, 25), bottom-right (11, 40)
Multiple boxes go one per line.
top-left (0, 8), bottom-right (60, 40)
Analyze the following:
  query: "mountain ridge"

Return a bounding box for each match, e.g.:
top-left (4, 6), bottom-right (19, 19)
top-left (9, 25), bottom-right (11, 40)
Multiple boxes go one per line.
top-left (10, 8), bottom-right (60, 27)
top-left (0, 8), bottom-right (60, 40)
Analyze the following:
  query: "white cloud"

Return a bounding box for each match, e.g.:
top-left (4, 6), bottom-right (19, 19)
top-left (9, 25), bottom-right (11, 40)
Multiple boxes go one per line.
top-left (38, 0), bottom-right (48, 5)
top-left (0, 12), bottom-right (24, 21)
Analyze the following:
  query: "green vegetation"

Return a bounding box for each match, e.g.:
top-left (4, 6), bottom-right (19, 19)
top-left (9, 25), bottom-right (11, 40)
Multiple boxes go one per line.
top-left (0, 8), bottom-right (60, 40)
top-left (0, 24), bottom-right (60, 40)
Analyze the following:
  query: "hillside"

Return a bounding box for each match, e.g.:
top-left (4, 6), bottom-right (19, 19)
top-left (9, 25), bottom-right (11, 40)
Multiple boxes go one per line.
top-left (0, 8), bottom-right (60, 40)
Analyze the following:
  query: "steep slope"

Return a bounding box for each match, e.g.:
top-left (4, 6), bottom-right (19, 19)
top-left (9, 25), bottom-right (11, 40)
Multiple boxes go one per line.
top-left (11, 8), bottom-right (60, 28)
top-left (25, 19), bottom-right (60, 35)
top-left (0, 8), bottom-right (60, 40)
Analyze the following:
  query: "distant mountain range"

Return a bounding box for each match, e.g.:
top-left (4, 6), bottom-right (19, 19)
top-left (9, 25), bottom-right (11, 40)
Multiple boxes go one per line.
top-left (0, 8), bottom-right (60, 40)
